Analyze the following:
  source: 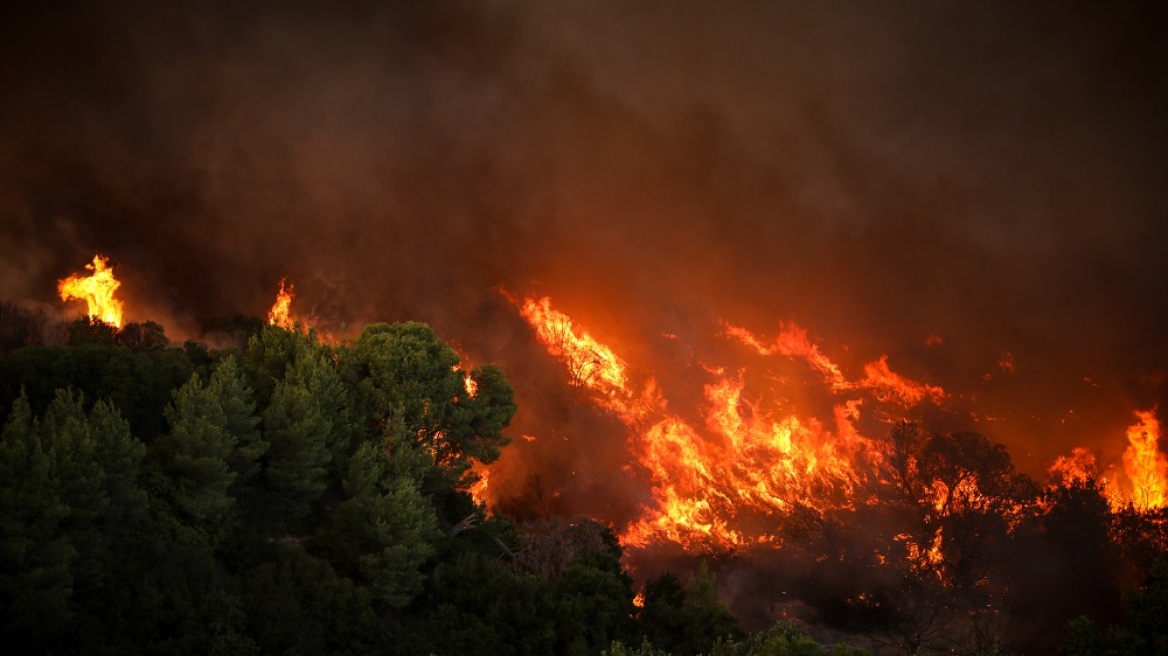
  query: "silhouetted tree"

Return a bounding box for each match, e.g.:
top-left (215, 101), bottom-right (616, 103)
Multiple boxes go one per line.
top-left (641, 565), bottom-right (740, 656)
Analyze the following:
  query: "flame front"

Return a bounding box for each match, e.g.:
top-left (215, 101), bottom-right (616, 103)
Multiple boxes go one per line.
top-left (512, 295), bottom-right (1167, 562)
top-left (514, 296), bottom-right (948, 552)
top-left (58, 254), bottom-right (124, 327)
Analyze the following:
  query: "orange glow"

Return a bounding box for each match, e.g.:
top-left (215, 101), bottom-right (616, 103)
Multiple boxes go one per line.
top-left (268, 278), bottom-right (296, 329)
top-left (58, 254), bottom-right (124, 327)
top-left (1120, 410), bottom-right (1167, 511)
top-left (632, 591), bottom-right (645, 608)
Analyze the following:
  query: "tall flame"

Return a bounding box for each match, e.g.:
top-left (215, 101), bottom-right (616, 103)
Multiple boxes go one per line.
top-left (1120, 409), bottom-right (1167, 511)
top-left (268, 278), bottom-right (296, 329)
top-left (1050, 410), bottom-right (1167, 512)
top-left (58, 254), bottom-right (124, 327)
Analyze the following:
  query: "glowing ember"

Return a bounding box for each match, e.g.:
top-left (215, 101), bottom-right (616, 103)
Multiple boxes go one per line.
top-left (58, 254), bottom-right (124, 327)
top-left (268, 278), bottom-right (296, 329)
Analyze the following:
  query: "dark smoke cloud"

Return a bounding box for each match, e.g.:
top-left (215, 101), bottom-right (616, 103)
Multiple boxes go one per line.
top-left (2, 0), bottom-right (1166, 484)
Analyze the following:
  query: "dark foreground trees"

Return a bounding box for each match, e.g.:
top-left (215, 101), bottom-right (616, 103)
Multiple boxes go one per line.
top-left (3, 314), bottom-right (1164, 655)
top-left (0, 318), bottom-right (750, 655)
top-left (0, 319), bottom-right (523, 653)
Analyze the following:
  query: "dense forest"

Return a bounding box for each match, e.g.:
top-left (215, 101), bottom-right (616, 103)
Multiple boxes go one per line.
top-left (1, 305), bottom-right (1166, 655)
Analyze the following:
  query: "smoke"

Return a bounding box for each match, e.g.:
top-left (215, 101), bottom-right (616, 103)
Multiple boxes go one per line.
top-left (2, 0), bottom-right (1166, 532)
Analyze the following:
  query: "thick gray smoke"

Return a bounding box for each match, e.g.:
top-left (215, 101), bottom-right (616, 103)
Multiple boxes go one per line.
top-left (2, 1), bottom-right (1166, 496)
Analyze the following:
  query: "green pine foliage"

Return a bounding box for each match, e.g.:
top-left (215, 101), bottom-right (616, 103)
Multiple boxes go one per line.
top-left (5, 314), bottom-right (1165, 655)
top-left (50, 316), bottom-right (1168, 656)
top-left (4, 317), bottom-right (721, 655)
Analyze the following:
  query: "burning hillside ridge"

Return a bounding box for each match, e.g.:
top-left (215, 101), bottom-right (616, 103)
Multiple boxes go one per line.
top-left (483, 294), bottom-right (1168, 650)
top-left (490, 295), bottom-right (1168, 553)
top-left (46, 258), bottom-right (1168, 556)
top-left (24, 255), bottom-right (1168, 652)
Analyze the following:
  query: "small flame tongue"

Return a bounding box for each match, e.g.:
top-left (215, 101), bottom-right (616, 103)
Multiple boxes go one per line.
top-left (58, 254), bottom-right (124, 328)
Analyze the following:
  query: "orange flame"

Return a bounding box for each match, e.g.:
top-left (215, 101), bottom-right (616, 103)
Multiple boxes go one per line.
top-left (725, 323), bottom-right (945, 407)
top-left (856, 356), bottom-right (946, 407)
top-left (520, 297), bottom-right (630, 392)
top-left (268, 278), bottom-right (296, 329)
top-left (1048, 446), bottom-right (1099, 487)
top-left (724, 321), bottom-right (846, 387)
top-left (519, 297), bottom-right (656, 423)
top-left (469, 466), bottom-right (490, 506)
top-left (517, 296), bottom-right (894, 552)
top-left (58, 254), bottom-right (124, 328)
top-left (1120, 409), bottom-right (1167, 511)
top-left (1050, 410), bottom-right (1167, 512)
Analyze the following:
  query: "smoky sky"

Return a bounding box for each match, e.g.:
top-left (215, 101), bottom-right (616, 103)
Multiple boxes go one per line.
top-left (2, 0), bottom-right (1167, 478)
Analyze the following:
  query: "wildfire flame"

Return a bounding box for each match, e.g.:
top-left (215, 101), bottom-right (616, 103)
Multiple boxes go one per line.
top-left (1050, 410), bottom-right (1167, 512)
top-left (512, 296), bottom-right (950, 552)
top-left (58, 254), bottom-right (124, 327)
top-left (469, 466), bottom-right (490, 506)
top-left (1048, 446), bottom-right (1100, 487)
top-left (1119, 409), bottom-right (1167, 511)
top-left (518, 296), bottom-right (656, 422)
top-left (724, 322), bottom-right (945, 407)
top-left (268, 278), bottom-right (296, 329)
top-left (509, 294), bottom-right (1164, 563)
